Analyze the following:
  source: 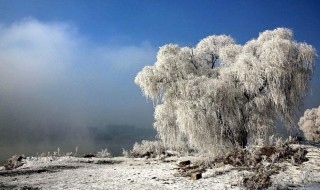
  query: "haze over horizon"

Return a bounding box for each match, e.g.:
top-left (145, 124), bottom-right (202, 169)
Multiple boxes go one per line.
top-left (0, 0), bottom-right (319, 161)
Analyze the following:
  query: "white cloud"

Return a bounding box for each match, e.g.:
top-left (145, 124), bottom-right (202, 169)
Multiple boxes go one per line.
top-left (0, 19), bottom-right (74, 91)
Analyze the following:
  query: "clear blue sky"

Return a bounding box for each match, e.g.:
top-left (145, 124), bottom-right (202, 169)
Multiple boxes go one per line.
top-left (0, 0), bottom-right (319, 132)
top-left (1, 0), bottom-right (320, 46)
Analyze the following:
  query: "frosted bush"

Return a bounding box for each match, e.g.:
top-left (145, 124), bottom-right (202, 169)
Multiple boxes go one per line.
top-left (299, 106), bottom-right (320, 142)
top-left (122, 148), bottom-right (132, 158)
top-left (132, 140), bottom-right (165, 158)
top-left (135, 28), bottom-right (316, 155)
top-left (96, 148), bottom-right (112, 158)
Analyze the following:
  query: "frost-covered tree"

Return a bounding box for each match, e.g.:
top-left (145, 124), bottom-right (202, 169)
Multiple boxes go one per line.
top-left (135, 28), bottom-right (316, 155)
top-left (299, 106), bottom-right (320, 142)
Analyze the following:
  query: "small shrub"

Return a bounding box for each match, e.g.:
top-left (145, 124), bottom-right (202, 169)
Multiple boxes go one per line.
top-left (223, 140), bottom-right (308, 168)
top-left (96, 148), bottom-right (112, 158)
top-left (243, 166), bottom-right (275, 190)
top-left (218, 138), bottom-right (309, 189)
top-left (131, 140), bottom-right (165, 158)
top-left (122, 148), bottom-right (132, 158)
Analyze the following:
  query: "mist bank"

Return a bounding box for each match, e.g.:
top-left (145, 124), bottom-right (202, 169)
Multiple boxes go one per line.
top-left (0, 19), bottom-right (157, 164)
top-left (0, 124), bottom-right (156, 165)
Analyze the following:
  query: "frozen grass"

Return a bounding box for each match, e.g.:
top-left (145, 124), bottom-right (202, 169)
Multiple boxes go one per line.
top-left (96, 148), bottom-right (112, 158)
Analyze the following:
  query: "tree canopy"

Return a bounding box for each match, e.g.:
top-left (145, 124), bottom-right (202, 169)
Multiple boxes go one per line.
top-left (135, 28), bottom-right (316, 155)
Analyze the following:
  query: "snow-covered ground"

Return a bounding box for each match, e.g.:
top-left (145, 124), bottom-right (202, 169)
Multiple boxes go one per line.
top-left (1, 143), bottom-right (320, 190)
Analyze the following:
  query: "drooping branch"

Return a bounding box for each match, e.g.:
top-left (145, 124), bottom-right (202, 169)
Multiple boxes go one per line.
top-left (190, 48), bottom-right (198, 70)
top-left (211, 55), bottom-right (219, 69)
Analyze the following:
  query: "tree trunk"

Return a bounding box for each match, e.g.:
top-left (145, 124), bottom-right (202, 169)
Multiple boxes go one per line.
top-left (237, 128), bottom-right (248, 148)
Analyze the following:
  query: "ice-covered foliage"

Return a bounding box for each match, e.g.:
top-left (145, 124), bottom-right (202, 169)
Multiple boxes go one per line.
top-left (135, 28), bottom-right (316, 155)
top-left (131, 140), bottom-right (165, 158)
top-left (96, 148), bottom-right (112, 158)
top-left (122, 148), bottom-right (132, 158)
top-left (299, 106), bottom-right (320, 142)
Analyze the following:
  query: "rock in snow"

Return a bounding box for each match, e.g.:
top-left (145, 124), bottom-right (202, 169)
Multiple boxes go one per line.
top-left (4, 155), bottom-right (25, 170)
top-left (191, 173), bottom-right (202, 180)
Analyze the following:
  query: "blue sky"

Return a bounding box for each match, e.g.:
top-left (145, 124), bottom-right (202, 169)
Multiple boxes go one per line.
top-left (2, 0), bottom-right (320, 46)
top-left (0, 0), bottom-right (319, 133)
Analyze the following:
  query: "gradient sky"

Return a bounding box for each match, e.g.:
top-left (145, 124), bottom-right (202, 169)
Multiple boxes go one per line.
top-left (0, 0), bottom-right (319, 137)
